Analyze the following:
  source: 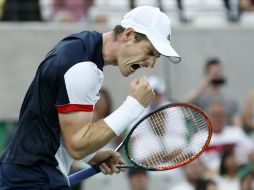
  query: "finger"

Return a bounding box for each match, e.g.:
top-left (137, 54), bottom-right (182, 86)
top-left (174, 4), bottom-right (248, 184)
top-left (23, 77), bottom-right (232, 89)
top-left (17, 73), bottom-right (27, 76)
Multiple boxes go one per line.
top-left (111, 165), bottom-right (120, 174)
top-left (101, 163), bottom-right (113, 175)
top-left (109, 151), bottom-right (121, 163)
top-left (117, 158), bottom-right (125, 165)
top-left (115, 158), bottom-right (126, 172)
top-left (99, 165), bottom-right (107, 175)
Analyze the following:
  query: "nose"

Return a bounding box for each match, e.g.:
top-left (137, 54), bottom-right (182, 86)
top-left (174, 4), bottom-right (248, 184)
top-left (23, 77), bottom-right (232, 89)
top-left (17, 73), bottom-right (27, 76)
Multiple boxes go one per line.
top-left (146, 57), bottom-right (156, 68)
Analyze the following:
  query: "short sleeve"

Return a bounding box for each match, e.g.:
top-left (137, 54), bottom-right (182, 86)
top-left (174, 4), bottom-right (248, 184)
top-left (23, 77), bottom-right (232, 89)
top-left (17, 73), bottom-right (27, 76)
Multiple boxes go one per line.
top-left (55, 62), bottom-right (104, 113)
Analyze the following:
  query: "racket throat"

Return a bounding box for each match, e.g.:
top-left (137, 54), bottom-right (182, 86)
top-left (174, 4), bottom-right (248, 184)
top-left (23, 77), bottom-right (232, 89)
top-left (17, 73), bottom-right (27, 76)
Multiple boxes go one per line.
top-left (116, 164), bottom-right (140, 169)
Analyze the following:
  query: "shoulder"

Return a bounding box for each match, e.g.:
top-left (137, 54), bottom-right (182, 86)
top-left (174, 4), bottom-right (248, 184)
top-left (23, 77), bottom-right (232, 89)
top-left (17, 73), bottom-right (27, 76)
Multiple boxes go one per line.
top-left (64, 61), bottom-right (104, 90)
top-left (64, 61), bottom-right (103, 83)
top-left (56, 61), bottom-right (104, 109)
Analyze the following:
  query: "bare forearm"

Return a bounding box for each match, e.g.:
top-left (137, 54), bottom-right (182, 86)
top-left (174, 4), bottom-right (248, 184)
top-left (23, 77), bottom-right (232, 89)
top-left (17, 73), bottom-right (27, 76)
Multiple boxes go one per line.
top-left (72, 120), bottom-right (116, 158)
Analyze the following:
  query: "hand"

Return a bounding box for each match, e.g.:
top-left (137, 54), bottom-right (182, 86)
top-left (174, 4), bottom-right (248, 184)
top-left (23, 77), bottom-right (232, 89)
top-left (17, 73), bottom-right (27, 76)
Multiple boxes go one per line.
top-left (88, 149), bottom-right (126, 175)
top-left (128, 76), bottom-right (155, 107)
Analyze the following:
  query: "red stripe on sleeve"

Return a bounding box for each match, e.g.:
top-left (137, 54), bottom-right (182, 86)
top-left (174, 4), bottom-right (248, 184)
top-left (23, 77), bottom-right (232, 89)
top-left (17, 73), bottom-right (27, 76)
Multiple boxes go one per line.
top-left (205, 144), bottom-right (236, 153)
top-left (56, 104), bottom-right (93, 113)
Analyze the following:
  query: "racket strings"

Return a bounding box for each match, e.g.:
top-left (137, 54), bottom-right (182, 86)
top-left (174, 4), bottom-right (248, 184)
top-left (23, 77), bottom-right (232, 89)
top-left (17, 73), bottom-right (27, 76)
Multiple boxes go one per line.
top-left (128, 106), bottom-right (210, 169)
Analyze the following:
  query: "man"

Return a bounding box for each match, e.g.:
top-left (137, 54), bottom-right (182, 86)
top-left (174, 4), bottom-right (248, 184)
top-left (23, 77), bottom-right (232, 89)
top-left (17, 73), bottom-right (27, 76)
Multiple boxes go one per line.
top-left (127, 169), bottom-right (149, 190)
top-left (200, 102), bottom-right (254, 174)
top-left (0, 6), bottom-right (180, 189)
top-left (170, 159), bottom-right (206, 190)
top-left (183, 58), bottom-right (241, 126)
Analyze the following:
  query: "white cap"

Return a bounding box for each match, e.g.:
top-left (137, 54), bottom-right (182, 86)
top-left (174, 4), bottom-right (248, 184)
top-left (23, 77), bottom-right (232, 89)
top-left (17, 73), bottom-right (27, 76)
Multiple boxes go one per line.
top-left (147, 76), bottom-right (166, 94)
top-left (120, 6), bottom-right (181, 64)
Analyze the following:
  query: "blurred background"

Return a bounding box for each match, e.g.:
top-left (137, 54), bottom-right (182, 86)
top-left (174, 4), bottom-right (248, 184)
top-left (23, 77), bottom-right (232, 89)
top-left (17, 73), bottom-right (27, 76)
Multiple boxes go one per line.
top-left (1, 0), bottom-right (254, 190)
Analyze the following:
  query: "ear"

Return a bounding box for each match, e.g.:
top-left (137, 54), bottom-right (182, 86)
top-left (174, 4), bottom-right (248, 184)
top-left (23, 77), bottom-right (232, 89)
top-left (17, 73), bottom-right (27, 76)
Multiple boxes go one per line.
top-left (122, 27), bottom-right (135, 42)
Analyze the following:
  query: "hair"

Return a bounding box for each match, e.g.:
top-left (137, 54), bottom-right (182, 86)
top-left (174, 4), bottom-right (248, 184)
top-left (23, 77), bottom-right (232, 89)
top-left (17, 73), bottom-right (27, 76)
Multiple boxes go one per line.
top-left (219, 150), bottom-right (235, 175)
top-left (113, 25), bottom-right (148, 42)
top-left (127, 168), bottom-right (148, 178)
top-left (204, 58), bottom-right (221, 73)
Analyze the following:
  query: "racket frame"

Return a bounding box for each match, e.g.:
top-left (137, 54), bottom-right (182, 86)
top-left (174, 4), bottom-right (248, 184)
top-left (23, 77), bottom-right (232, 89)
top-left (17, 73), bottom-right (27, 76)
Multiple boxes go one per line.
top-left (117, 103), bottom-right (212, 171)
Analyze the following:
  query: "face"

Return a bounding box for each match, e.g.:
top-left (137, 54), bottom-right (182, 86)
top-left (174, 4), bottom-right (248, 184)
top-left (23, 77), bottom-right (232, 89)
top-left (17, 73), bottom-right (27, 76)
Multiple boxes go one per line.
top-left (224, 153), bottom-right (238, 172)
top-left (206, 64), bottom-right (224, 80)
top-left (185, 159), bottom-right (205, 182)
top-left (116, 29), bottom-right (160, 77)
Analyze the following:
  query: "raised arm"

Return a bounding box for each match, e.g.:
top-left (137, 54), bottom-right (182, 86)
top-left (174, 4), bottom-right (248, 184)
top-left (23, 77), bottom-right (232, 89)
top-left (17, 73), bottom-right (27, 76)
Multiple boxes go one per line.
top-left (58, 74), bottom-right (154, 160)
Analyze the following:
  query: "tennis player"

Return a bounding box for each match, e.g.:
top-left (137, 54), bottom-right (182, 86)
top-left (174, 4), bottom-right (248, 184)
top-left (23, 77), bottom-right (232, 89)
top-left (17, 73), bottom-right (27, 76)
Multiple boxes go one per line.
top-left (0, 6), bottom-right (180, 189)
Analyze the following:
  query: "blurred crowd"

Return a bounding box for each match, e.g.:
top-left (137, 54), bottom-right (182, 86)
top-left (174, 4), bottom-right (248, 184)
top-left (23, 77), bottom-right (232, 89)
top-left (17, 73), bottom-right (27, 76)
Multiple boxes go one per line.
top-left (73, 58), bottom-right (254, 190)
top-left (1, 58), bottom-right (254, 190)
top-left (0, 0), bottom-right (254, 23)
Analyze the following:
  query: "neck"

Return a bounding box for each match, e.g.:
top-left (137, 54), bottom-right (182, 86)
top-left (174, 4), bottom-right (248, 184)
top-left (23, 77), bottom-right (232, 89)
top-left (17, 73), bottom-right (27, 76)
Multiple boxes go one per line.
top-left (102, 32), bottom-right (119, 66)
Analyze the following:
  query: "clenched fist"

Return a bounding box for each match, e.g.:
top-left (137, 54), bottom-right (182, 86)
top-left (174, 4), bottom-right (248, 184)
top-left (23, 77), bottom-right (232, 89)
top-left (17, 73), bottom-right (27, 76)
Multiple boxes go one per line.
top-left (128, 76), bottom-right (155, 108)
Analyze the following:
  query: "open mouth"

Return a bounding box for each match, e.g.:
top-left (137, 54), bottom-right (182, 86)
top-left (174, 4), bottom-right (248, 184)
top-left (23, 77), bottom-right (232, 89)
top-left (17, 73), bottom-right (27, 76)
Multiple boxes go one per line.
top-left (130, 64), bottom-right (142, 72)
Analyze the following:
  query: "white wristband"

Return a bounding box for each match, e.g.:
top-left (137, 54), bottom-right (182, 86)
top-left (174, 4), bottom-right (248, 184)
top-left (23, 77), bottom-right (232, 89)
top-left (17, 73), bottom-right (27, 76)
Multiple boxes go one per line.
top-left (104, 96), bottom-right (145, 136)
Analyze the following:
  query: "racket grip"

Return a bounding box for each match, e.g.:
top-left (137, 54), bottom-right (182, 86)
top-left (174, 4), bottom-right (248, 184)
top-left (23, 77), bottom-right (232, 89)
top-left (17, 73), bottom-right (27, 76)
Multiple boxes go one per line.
top-left (68, 165), bottom-right (100, 186)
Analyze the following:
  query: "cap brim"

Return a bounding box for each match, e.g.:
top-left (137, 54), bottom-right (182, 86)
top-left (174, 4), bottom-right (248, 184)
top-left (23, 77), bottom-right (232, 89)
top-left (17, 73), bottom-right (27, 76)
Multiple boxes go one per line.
top-left (146, 34), bottom-right (181, 64)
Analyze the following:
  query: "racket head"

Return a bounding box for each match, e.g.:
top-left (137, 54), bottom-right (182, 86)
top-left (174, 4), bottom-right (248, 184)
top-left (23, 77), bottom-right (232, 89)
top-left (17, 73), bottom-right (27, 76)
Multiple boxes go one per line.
top-left (121, 103), bottom-right (212, 171)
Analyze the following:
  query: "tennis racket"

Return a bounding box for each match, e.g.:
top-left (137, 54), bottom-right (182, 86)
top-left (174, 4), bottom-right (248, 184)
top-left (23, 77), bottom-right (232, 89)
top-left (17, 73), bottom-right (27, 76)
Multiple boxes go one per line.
top-left (68, 103), bottom-right (212, 185)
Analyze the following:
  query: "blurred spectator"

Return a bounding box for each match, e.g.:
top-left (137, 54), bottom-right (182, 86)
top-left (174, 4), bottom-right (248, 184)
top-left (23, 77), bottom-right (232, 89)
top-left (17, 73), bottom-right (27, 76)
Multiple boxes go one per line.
top-left (2, 0), bottom-right (42, 21)
top-left (240, 170), bottom-right (254, 190)
top-left (146, 76), bottom-right (168, 112)
top-left (127, 169), bottom-right (149, 190)
top-left (196, 179), bottom-right (217, 190)
top-left (128, 0), bottom-right (135, 9)
top-left (128, 0), bottom-right (164, 12)
top-left (176, 0), bottom-right (190, 23)
top-left (240, 0), bottom-right (254, 11)
top-left (170, 159), bottom-right (206, 190)
top-left (39, 0), bottom-right (53, 21)
top-left (223, 0), bottom-right (241, 22)
top-left (184, 58), bottom-right (241, 126)
top-left (201, 102), bottom-right (254, 174)
top-left (242, 90), bottom-right (254, 140)
top-left (50, 0), bottom-right (94, 22)
top-left (214, 150), bottom-right (240, 190)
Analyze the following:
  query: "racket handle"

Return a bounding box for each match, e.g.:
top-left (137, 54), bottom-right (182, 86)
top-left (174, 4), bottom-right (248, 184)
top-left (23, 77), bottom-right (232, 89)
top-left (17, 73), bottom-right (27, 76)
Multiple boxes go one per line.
top-left (68, 165), bottom-right (100, 186)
